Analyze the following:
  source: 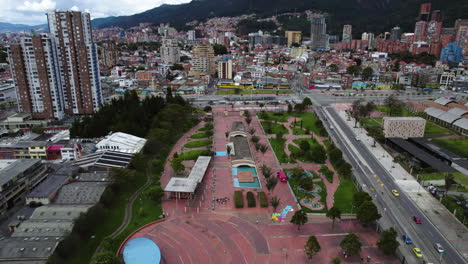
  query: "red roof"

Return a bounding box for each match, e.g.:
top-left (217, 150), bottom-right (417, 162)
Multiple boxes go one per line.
top-left (47, 145), bottom-right (64, 151)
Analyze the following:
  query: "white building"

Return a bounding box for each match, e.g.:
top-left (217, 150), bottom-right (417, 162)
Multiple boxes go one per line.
top-left (96, 132), bottom-right (147, 154)
top-left (342, 25), bottom-right (352, 43)
top-left (382, 117), bottom-right (426, 139)
top-left (160, 39), bottom-right (180, 65)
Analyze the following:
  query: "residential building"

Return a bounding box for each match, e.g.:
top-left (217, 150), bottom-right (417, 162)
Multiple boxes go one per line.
top-left (440, 42), bottom-right (464, 64)
top-left (47, 10), bottom-right (103, 115)
top-left (285, 31), bottom-right (302, 46)
top-left (342, 25), bottom-right (352, 43)
top-left (160, 39), bottom-right (180, 64)
top-left (390, 27), bottom-right (402, 41)
top-left (189, 44), bottom-right (216, 76)
top-left (96, 132), bottom-right (146, 154)
top-left (188, 30), bottom-right (196, 40)
top-left (98, 42), bottom-right (119, 68)
top-left (8, 35), bottom-right (65, 119)
top-left (218, 58), bottom-right (233, 79)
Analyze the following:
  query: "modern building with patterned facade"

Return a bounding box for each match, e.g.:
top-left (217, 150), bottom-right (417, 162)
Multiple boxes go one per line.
top-left (382, 117), bottom-right (426, 139)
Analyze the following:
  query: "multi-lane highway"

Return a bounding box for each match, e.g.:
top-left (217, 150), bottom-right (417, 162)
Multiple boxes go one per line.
top-left (318, 105), bottom-right (466, 264)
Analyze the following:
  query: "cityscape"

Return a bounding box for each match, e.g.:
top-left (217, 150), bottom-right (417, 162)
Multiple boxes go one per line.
top-left (0, 1), bottom-right (467, 264)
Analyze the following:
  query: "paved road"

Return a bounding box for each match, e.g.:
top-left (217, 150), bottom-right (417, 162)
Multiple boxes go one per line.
top-left (321, 106), bottom-right (466, 264)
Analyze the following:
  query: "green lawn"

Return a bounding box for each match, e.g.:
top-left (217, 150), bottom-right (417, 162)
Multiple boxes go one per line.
top-left (293, 137), bottom-right (320, 148)
top-left (178, 149), bottom-right (210, 160)
top-left (376, 105), bottom-right (413, 116)
top-left (419, 172), bottom-right (467, 188)
top-left (360, 117), bottom-right (382, 127)
top-left (322, 139), bottom-right (331, 150)
top-left (268, 138), bottom-right (289, 163)
top-left (261, 121), bottom-right (288, 134)
top-left (291, 126), bottom-right (308, 135)
top-left (258, 112), bottom-right (293, 122)
top-left (291, 113), bottom-right (321, 135)
top-left (216, 89), bottom-right (294, 95)
top-left (424, 122), bottom-right (453, 136)
top-left (333, 176), bottom-right (358, 214)
top-left (190, 132), bottom-right (208, 139)
top-left (432, 139), bottom-right (468, 157)
top-left (184, 139), bottom-right (212, 148)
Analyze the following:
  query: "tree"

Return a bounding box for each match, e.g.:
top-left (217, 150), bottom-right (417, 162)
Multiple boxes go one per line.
top-left (260, 164), bottom-right (272, 178)
top-left (326, 207), bottom-right (342, 230)
top-left (245, 116), bottom-right (252, 125)
top-left (203, 106), bottom-right (212, 112)
top-left (251, 135), bottom-right (260, 144)
top-left (109, 168), bottom-right (135, 187)
top-left (377, 227), bottom-right (400, 255)
top-left (290, 209), bottom-right (308, 230)
top-left (302, 97), bottom-right (312, 107)
top-left (329, 64), bottom-right (339, 72)
top-left (146, 185), bottom-right (164, 203)
top-left (260, 144), bottom-right (268, 155)
top-left (350, 99), bottom-right (374, 127)
top-left (270, 196), bottom-right (280, 212)
top-left (212, 44), bottom-right (228, 55)
top-left (287, 103), bottom-right (293, 113)
top-left (331, 257), bottom-right (341, 264)
top-left (366, 126), bottom-right (384, 147)
top-left (171, 158), bottom-right (185, 175)
top-left (248, 127), bottom-right (256, 135)
top-left (346, 65), bottom-right (361, 76)
top-left (299, 177), bottom-right (314, 191)
top-left (276, 132), bottom-right (283, 140)
top-left (304, 235), bottom-right (321, 259)
top-left (340, 233), bottom-right (362, 256)
top-left (384, 95), bottom-right (403, 116)
top-left (180, 55), bottom-right (190, 62)
top-left (299, 140), bottom-right (310, 152)
top-left (90, 251), bottom-right (121, 264)
top-left (226, 145), bottom-right (232, 155)
top-left (353, 191), bottom-right (372, 208)
top-left (445, 173), bottom-right (454, 193)
top-left (295, 103), bottom-right (305, 113)
top-left (356, 200), bottom-right (381, 226)
top-left (362, 67), bottom-right (374, 80)
top-left (310, 145), bottom-right (327, 164)
top-left (354, 58), bottom-right (362, 66)
top-left (266, 177), bottom-right (278, 192)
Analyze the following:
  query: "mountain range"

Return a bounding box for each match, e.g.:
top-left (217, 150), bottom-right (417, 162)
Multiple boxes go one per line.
top-left (0, 22), bottom-right (47, 33)
top-left (93, 0), bottom-right (468, 36)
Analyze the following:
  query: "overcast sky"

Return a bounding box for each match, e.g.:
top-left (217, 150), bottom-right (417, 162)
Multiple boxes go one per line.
top-left (1, 0), bottom-right (191, 25)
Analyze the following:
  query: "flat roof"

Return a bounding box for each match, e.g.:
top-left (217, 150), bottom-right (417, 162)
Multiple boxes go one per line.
top-left (0, 237), bottom-right (58, 261)
top-left (164, 156), bottom-right (211, 193)
top-left (231, 136), bottom-right (252, 161)
top-left (0, 159), bottom-right (42, 187)
top-left (383, 117), bottom-right (425, 121)
top-left (54, 182), bottom-right (107, 204)
top-left (389, 138), bottom-right (456, 172)
top-left (12, 220), bottom-right (73, 237)
top-left (27, 174), bottom-right (70, 199)
top-left (29, 205), bottom-right (91, 221)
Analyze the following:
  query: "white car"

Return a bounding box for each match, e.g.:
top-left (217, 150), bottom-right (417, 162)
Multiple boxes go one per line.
top-left (355, 136), bottom-right (360, 141)
top-left (434, 243), bottom-right (444, 253)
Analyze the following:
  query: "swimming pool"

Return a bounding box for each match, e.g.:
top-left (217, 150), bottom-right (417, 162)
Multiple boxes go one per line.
top-left (232, 167), bottom-right (257, 176)
top-left (233, 177), bottom-right (261, 188)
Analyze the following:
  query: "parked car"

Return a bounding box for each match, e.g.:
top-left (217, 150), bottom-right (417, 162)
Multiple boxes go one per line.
top-left (413, 248), bottom-right (423, 258)
top-left (434, 243), bottom-right (444, 253)
top-left (413, 216), bottom-right (422, 224)
top-left (402, 234), bottom-right (412, 244)
top-left (392, 189), bottom-right (400, 197)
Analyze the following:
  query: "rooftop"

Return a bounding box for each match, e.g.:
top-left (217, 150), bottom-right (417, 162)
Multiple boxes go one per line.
top-left (0, 159), bottom-right (42, 187)
top-left (29, 205), bottom-right (91, 221)
top-left (54, 181), bottom-right (108, 204)
top-left (27, 174), bottom-right (70, 199)
top-left (164, 156), bottom-right (211, 193)
top-left (0, 237), bottom-right (58, 261)
top-left (383, 117), bottom-right (425, 121)
top-left (12, 220), bottom-right (73, 237)
top-left (96, 132), bottom-right (147, 154)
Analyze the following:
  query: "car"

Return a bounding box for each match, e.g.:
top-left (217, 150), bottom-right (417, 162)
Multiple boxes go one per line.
top-left (413, 216), bottom-right (422, 224)
top-left (392, 189), bottom-right (400, 196)
top-left (402, 234), bottom-right (412, 244)
top-left (434, 243), bottom-right (444, 253)
top-left (413, 248), bottom-right (423, 258)
top-left (355, 136), bottom-right (360, 141)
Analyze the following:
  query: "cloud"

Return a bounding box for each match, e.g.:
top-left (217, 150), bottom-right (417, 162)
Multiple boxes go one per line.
top-left (16, 0), bottom-right (56, 12)
top-left (70, 5), bottom-right (79, 11)
top-left (1, 0), bottom-right (191, 25)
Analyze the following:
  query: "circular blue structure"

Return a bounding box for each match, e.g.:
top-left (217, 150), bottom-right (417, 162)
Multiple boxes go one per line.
top-left (123, 237), bottom-right (161, 264)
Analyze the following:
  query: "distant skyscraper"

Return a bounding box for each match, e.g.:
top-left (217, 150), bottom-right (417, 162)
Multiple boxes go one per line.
top-left (47, 10), bottom-right (102, 115)
top-left (161, 39), bottom-right (180, 64)
top-left (310, 14), bottom-right (329, 50)
top-left (285, 31), bottom-right (302, 46)
top-left (361, 32), bottom-right (369, 41)
top-left (188, 30), bottom-right (196, 41)
top-left (455, 19), bottom-right (468, 55)
top-left (8, 34), bottom-right (64, 119)
top-left (189, 44), bottom-right (215, 76)
top-left (367, 33), bottom-right (376, 49)
top-left (342, 25), bottom-right (352, 43)
top-left (390, 27), bottom-right (402, 41)
top-left (217, 58), bottom-right (232, 79)
top-left (414, 21), bottom-right (428, 41)
top-left (99, 42), bottom-right (119, 68)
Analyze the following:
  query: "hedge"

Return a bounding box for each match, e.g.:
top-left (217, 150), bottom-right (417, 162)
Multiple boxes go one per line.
top-left (257, 192), bottom-right (268, 208)
top-left (246, 192), bottom-right (256, 208)
top-left (234, 191), bottom-right (244, 208)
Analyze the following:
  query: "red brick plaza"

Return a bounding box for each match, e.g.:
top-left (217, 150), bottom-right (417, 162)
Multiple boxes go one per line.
top-left (119, 106), bottom-right (398, 264)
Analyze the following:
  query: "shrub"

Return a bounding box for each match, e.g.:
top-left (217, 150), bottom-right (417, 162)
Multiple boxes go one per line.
top-left (234, 191), bottom-right (244, 208)
top-left (258, 192), bottom-right (268, 207)
top-left (247, 191), bottom-right (256, 208)
top-left (319, 165), bottom-right (334, 183)
top-left (299, 177), bottom-right (314, 191)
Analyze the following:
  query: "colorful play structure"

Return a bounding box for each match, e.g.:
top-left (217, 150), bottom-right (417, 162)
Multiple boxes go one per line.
top-left (271, 205), bottom-right (293, 222)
